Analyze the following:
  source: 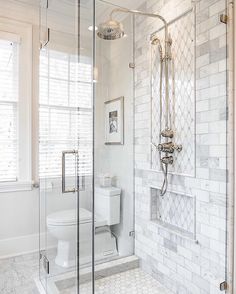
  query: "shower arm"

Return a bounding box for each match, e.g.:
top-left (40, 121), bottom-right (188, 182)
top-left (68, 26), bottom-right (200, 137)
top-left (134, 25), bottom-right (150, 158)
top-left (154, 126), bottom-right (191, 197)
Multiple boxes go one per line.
top-left (109, 8), bottom-right (170, 129)
top-left (109, 8), bottom-right (168, 42)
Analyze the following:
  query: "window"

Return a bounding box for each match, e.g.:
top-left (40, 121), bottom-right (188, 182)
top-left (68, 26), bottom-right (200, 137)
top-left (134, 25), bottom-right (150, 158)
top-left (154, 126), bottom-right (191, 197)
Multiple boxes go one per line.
top-left (39, 49), bottom-right (93, 178)
top-left (0, 21), bottom-right (32, 191)
top-left (0, 38), bottom-right (19, 182)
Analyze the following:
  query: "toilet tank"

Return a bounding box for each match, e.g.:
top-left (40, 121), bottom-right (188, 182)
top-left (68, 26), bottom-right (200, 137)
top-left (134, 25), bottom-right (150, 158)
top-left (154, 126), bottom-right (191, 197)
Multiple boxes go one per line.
top-left (95, 186), bottom-right (121, 226)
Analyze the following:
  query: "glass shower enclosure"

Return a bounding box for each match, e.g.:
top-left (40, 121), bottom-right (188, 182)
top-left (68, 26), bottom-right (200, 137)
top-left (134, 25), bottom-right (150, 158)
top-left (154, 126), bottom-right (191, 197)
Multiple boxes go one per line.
top-left (38, 0), bottom-right (231, 293)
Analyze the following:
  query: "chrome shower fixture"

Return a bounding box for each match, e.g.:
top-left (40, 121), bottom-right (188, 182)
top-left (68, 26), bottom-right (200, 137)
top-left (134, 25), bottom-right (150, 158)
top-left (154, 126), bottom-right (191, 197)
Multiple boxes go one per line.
top-left (97, 7), bottom-right (169, 44)
top-left (151, 30), bottom-right (182, 196)
top-left (150, 36), bottom-right (161, 45)
top-left (161, 156), bottom-right (174, 165)
top-left (97, 19), bottom-right (124, 40)
top-left (161, 129), bottom-right (174, 139)
top-left (157, 142), bottom-right (182, 154)
top-left (98, 6), bottom-right (182, 197)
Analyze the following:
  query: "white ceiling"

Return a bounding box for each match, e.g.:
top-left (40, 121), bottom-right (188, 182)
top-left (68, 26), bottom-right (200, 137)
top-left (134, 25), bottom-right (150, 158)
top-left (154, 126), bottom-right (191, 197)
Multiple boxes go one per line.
top-left (95, 0), bottom-right (146, 20)
top-left (13, 0), bottom-right (146, 34)
top-left (14, 0), bottom-right (145, 10)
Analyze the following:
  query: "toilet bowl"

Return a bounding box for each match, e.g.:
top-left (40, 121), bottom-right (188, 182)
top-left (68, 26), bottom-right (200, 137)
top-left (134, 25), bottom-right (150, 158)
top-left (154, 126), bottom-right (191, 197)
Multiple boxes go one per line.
top-left (47, 186), bottom-right (121, 268)
top-left (47, 208), bottom-right (94, 268)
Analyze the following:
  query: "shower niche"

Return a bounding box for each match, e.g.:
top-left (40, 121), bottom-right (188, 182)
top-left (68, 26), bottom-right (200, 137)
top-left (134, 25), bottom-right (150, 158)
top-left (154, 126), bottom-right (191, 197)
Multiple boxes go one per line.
top-left (150, 187), bottom-right (196, 239)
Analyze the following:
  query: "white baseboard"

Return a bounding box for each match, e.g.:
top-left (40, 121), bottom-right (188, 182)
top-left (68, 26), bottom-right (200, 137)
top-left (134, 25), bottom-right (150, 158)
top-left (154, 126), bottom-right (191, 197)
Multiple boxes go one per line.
top-left (0, 233), bottom-right (57, 259)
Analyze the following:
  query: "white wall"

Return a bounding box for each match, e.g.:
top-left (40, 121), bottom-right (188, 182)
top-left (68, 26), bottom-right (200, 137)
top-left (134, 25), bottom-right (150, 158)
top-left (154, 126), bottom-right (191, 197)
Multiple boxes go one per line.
top-left (0, 0), bottom-right (93, 258)
top-left (95, 15), bottom-right (135, 256)
top-left (0, 0), bottom-right (40, 258)
top-left (134, 0), bottom-right (228, 293)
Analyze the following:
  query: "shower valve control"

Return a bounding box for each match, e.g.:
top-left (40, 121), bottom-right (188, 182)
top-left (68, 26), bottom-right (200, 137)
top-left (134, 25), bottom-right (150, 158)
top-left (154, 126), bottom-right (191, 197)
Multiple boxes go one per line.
top-left (158, 142), bottom-right (174, 153)
top-left (158, 142), bottom-right (182, 154)
top-left (161, 156), bottom-right (173, 165)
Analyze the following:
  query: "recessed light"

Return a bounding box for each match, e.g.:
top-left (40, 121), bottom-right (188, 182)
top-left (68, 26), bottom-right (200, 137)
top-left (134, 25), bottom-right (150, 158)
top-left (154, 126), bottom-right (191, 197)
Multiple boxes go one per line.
top-left (88, 26), bottom-right (98, 31)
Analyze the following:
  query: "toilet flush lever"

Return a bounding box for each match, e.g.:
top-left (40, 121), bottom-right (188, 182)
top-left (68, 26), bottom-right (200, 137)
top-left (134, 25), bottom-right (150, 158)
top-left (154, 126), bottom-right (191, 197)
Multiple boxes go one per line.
top-left (62, 150), bottom-right (85, 194)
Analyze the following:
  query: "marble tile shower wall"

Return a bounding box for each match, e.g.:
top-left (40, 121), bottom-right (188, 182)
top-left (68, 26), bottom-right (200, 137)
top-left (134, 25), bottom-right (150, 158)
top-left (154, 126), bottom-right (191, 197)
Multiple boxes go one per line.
top-left (134, 0), bottom-right (227, 293)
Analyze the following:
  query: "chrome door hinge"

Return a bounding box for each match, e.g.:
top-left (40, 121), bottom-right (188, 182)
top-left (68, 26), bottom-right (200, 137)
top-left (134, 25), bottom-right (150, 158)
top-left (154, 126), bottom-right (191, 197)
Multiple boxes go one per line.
top-left (33, 182), bottom-right (40, 188)
top-left (220, 14), bottom-right (228, 24)
top-left (220, 281), bottom-right (227, 291)
top-left (40, 251), bottom-right (50, 275)
top-left (45, 28), bottom-right (50, 47)
top-left (129, 231), bottom-right (135, 237)
top-left (129, 62), bottom-right (135, 69)
top-left (40, 28), bottom-right (50, 49)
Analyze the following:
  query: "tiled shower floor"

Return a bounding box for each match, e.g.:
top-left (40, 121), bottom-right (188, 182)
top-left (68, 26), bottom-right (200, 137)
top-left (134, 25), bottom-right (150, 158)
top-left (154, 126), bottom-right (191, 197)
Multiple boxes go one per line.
top-left (49, 268), bottom-right (170, 294)
top-left (79, 268), bottom-right (170, 294)
top-left (0, 252), bottom-right (170, 294)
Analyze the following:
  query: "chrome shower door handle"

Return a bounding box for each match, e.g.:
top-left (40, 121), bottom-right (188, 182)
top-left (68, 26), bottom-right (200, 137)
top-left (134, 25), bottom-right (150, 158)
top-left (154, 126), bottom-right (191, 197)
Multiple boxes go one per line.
top-left (62, 150), bottom-right (78, 194)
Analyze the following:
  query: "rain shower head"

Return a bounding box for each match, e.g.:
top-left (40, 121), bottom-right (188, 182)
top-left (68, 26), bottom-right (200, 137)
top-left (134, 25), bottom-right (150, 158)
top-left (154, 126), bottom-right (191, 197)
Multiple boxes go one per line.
top-left (97, 6), bottom-right (169, 42)
top-left (97, 19), bottom-right (124, 40)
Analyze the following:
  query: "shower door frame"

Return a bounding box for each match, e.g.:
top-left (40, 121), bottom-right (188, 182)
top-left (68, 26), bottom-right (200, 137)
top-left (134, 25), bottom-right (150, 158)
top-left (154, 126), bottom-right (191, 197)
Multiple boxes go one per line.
top-left (230, 0), bottom-right (236, 293)
top-left (225, 0), bottom-right (235, 293)
top-left (91, 1), bottom-right (96, 293)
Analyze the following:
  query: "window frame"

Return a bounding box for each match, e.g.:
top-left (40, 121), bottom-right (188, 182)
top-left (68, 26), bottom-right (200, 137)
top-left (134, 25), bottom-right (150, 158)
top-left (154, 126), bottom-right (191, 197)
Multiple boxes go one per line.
top-left (0, 18), bottom-right (33, 192)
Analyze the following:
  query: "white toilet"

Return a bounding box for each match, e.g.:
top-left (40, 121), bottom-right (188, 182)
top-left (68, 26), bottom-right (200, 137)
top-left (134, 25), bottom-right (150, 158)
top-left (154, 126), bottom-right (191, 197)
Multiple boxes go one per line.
top-left (47, 186), bottom-right (121, 268)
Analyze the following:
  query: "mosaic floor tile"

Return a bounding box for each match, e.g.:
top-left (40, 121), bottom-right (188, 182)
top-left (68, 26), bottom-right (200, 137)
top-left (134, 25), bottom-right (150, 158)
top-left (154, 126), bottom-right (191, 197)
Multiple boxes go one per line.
top-left (60, 268), bottom-right (170, 294)
top-left (0, 252), bottom-right (170, 294)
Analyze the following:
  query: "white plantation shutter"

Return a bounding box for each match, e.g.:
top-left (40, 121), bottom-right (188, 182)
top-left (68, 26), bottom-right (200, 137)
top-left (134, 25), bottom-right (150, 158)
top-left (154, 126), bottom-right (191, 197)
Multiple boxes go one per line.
top-left (39, 49), bottom-right (93, 178)
top-left (0, 39), bottom-right (19, 182)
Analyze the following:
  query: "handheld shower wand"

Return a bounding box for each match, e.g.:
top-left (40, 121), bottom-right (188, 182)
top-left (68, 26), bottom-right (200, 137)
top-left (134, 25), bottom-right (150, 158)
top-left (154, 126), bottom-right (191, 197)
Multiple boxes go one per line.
top-left (151, 32), bottom-right (182, 196)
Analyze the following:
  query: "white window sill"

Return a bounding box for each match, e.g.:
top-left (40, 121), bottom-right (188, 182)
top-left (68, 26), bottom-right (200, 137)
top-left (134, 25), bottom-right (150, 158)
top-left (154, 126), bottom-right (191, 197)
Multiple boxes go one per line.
top-left (39, 175), bottom-right (92, 191)
top-left (0, 181), bottom-right (33, 193)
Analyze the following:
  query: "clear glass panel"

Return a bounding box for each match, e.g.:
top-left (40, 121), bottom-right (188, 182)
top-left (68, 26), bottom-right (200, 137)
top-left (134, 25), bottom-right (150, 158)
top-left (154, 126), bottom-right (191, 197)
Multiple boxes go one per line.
top-left (93, 1), bottom-right (135, 293)
top-left (77, 0), bottom-right (94, 293)
top-left (39, 0), bottom-right (94, 293)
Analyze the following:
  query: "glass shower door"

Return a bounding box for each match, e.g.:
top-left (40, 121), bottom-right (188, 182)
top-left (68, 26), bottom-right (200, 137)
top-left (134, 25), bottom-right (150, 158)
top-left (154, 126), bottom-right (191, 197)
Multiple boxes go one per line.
top-left (39, 0), bottom-right (94, 293)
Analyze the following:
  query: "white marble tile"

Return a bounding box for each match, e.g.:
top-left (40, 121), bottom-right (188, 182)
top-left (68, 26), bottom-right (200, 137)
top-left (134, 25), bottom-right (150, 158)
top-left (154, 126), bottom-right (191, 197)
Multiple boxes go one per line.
top-left (0, 252), bottom-right (40, 294)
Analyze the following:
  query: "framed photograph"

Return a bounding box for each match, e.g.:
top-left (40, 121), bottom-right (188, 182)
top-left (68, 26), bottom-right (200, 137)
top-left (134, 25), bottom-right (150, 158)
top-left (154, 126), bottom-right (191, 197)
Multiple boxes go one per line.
top-left (104, 96), bottom-right (124, 145)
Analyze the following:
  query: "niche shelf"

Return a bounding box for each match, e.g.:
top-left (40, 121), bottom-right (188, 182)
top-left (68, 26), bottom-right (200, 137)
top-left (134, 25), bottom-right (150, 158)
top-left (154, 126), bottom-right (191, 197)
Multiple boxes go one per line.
top-left (150, 186), bottom-right (196, 240)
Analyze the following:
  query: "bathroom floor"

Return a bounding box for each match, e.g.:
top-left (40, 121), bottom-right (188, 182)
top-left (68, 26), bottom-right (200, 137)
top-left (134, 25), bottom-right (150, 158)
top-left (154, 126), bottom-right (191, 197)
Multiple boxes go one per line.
top-left (50, 268), bottom-right (170, 294)
top-left (0, 252), bottom-right (170, 294)
top-left (0, 252), bottom-right (40, 294)
top-left (79, 268), bottom-right (170, 294)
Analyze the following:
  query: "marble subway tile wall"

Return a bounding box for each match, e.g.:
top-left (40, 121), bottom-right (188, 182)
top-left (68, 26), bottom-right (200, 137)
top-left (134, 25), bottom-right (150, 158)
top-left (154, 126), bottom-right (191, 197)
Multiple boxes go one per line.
top-left (134, 0), bottom-right (227, 293)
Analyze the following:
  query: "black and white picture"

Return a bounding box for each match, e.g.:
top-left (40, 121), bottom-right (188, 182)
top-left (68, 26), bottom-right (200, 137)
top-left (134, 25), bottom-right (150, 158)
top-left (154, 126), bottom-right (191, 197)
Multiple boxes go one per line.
top-left (109, 111), bottom-right (118, 133)
top-left (105, 97), bottom-right (124, 144)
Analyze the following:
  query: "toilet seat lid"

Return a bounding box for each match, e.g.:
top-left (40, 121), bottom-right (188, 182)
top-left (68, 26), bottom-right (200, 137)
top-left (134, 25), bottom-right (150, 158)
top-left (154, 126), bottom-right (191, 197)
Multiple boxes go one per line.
top-left (47, 208), bottom-right (92, 226)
